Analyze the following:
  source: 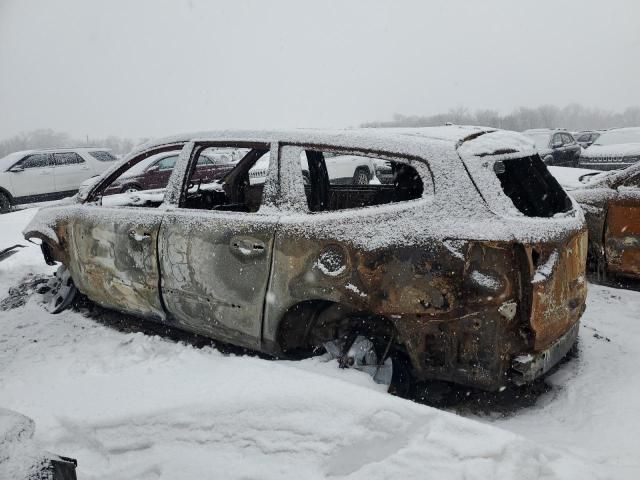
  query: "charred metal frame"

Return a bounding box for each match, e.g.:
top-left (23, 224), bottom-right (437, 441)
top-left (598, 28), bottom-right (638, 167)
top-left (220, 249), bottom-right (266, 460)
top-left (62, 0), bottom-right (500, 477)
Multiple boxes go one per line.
top-left (23, 131), bottom-right (588, 391)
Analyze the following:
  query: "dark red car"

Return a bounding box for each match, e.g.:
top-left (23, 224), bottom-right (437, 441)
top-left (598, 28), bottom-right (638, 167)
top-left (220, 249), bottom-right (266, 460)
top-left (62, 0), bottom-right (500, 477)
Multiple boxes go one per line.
top-left (104, 151), bottom-right (236, 194)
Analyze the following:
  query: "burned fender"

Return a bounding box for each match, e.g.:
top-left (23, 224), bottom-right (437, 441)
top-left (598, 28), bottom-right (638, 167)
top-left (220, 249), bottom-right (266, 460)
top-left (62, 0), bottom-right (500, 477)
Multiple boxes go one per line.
top-left (22, 207), bottom-right (77, 266)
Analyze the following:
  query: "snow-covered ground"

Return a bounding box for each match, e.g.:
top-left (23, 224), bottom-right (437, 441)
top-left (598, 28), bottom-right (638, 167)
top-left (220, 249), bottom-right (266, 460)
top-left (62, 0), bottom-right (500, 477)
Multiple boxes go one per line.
top-left (1, 208), bottom-right (639, 479)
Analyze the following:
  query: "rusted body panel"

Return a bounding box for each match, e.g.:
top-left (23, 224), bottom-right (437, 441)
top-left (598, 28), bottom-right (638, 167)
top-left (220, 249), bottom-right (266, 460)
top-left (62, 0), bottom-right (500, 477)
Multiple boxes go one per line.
top-left (604, 193), bottom-right (640, 278)
top-left (157, 210), bottom-right (279, 348)
top-left (527, 231), bottom-right (587, 350)
top-left (569, 169), bottom-right (640, 280)
top-left (23, 128), bottom-right (588, 392)
top-left (67, 206), bottom-right (165, 319)
top-left (267, 219), bottom-right (586, 390)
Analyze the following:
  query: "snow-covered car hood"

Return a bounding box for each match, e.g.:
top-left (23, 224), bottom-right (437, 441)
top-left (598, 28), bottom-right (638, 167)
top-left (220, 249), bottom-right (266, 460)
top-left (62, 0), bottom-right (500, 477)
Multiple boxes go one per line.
top-left (0, 151), bottom-right (30, 171)
top-left (581, 143), bottom-right (640, 158)
top-left (548, 166), bottom-right (608, 190)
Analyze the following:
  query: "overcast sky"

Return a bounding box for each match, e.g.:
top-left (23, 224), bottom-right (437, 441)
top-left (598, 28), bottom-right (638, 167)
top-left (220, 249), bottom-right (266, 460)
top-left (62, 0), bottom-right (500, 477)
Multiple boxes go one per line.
top-left (1, 0), bottom-right (639, 140)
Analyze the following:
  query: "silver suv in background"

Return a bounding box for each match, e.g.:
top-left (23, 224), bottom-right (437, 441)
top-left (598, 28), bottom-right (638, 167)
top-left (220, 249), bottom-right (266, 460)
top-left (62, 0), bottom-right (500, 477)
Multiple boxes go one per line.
top-left (0, 147), bottom-right (117, 212)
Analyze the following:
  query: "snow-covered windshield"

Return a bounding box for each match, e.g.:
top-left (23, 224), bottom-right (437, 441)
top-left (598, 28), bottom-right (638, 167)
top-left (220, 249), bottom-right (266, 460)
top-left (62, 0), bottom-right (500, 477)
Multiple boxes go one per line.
top-left (593, 128), bottom-right (640, 146)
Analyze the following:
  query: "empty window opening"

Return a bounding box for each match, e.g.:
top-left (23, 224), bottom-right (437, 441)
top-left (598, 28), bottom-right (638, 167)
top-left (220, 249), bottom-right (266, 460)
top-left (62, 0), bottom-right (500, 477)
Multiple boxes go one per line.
top-left (494, 155), bottom-right (572, 217)
top-left (181, 145), bottom-right (270, 213)
top-left (95, 149), bottom-right (184, 208)
top-left (300, 150), bottom-right (424, 212)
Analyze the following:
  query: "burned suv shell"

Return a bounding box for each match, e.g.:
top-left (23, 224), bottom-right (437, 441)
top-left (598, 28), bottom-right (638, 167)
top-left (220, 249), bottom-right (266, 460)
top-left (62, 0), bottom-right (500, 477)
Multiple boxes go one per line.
top-left (553, 164), bottom-right (640, 279)
top-left (23, 127), bottom-right (587, 391)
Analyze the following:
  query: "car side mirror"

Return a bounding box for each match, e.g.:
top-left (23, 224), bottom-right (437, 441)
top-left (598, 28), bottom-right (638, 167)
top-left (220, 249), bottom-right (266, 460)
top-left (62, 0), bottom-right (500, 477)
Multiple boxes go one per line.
top-left (9, 165), bottom-right (24, 173)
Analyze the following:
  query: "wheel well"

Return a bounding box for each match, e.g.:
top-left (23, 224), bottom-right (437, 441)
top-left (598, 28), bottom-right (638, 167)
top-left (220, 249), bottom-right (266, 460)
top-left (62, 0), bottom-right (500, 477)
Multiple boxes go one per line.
top-left (24, 232), bottom-right (66, 265)
top-left (0, 186), bottom-right (13, 202)
top-left (276, 300), bottom-right (399, 357)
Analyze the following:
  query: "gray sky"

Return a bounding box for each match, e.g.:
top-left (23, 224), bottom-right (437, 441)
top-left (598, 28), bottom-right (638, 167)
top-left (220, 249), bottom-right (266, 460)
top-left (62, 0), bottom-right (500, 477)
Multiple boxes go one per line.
top-left (1, 0), bottom-right (639, 140)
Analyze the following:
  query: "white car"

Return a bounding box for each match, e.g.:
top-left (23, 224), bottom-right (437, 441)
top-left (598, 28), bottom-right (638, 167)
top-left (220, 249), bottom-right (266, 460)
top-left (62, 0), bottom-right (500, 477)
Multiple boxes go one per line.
top-left (0, 147), bottom-right (117, 212)
top-left (248, 152), bottom-right (391, 186)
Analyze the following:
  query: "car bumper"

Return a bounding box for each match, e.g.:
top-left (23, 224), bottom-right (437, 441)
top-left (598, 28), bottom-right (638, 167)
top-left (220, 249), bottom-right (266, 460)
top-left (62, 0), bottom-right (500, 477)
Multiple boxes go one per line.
top-left (511, 321), bottom-right (579, 385)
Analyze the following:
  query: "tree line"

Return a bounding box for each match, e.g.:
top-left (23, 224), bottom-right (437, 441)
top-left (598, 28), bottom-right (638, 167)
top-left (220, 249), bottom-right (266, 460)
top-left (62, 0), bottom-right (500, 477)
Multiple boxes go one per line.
top-left (2, 104), bottom-right (639, 158)
top-left (362, 104), bottom-right (640, 132)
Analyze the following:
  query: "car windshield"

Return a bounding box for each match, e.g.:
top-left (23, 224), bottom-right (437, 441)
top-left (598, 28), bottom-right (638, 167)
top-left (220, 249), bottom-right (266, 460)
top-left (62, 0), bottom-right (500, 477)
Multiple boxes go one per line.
top-left (593, 128), bottom-right (640, 146)
top-left (524, 132), bottom-right (550, 149)
top-left (119, 154), bottom-right (170, 178)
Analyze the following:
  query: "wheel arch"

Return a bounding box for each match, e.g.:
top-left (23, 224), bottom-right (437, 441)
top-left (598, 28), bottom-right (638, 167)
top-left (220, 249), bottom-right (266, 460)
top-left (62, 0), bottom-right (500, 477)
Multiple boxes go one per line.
top-left (274, 299), bottom-right (401, 357)
top-left (0, 185), bottom-right (14, 202)
top-left (23, 229), bottom-right (69, 266)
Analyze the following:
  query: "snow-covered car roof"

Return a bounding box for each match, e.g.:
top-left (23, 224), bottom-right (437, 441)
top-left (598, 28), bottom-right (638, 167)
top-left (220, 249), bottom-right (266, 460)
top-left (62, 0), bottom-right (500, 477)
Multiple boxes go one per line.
top-left (127, 126), bottom-right (535, 164)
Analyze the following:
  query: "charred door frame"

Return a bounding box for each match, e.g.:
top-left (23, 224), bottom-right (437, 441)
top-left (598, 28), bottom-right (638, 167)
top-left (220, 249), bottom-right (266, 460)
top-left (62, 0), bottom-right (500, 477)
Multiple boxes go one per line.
top-left (157, 140), bottom-right (282, 347)
top-left (67, 144), bottom-right (192, 320)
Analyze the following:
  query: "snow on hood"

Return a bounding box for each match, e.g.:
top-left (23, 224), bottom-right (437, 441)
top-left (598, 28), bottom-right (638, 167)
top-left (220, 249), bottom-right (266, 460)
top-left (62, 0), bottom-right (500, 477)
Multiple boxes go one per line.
top-left (0, 151), bottom-right (30, 171)
top-left (548, 166), bottom-right (606, 190)
top-left (581, 143), bottom-right (640, 158)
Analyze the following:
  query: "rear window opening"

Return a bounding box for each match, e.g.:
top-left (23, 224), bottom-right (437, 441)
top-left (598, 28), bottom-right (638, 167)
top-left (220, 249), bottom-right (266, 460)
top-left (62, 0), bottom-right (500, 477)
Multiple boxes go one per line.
top-left (494, 155), bottom-right (572, 217)
top-left (301, 150), bottom-right (425, 212)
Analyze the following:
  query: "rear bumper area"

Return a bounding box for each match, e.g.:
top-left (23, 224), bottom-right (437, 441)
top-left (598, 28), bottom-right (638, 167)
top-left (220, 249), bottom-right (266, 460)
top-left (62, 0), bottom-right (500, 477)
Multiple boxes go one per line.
top-left (511, 321), bottom-right (579, 385)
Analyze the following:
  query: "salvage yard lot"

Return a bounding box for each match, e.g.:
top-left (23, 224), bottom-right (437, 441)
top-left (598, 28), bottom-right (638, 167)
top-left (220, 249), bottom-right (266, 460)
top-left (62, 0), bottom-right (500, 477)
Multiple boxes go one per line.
top-left (1, 208), bottom-right (640, 479)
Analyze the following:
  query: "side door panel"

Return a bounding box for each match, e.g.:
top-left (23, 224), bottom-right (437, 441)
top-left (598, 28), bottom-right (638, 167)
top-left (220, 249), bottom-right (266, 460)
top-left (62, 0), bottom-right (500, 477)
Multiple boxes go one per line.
top-left (53, 152), bottom-right (92, 193)
top-left (68, 207), bottom-right (166, 319)
top-left (604, 188), bottom-right (640, 277)
top-left (158, 211), bottom-right (278, 348)
top-left (65, 143), bottom-right (189, 318)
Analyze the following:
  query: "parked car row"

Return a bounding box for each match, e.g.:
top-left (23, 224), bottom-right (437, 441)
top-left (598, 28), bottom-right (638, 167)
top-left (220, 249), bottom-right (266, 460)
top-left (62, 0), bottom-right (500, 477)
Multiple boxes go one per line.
top-left (521, 127), bottom-right (640, 172)
top-left (24, 126), bottom-right (587, 395)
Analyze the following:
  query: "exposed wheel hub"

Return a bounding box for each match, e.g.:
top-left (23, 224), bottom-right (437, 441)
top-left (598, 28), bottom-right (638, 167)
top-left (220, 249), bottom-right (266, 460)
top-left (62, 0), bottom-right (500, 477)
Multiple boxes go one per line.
top-left (324, 335), bottom-right (393, 386)
top-left (43, 265), bottom-right (77, 313)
